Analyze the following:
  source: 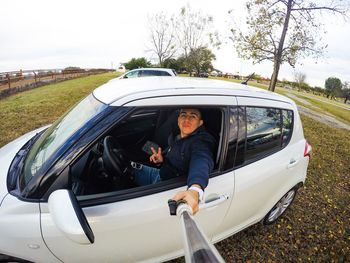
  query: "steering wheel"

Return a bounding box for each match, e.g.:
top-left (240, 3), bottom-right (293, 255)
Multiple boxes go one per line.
top-left (102, 136), bottom-right (128, 176)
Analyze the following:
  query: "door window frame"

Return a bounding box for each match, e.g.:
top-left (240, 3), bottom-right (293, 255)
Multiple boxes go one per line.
top-left (223, 101), bottom-right (295, 172)
top-left (75, 105), bottom-right (230, 207)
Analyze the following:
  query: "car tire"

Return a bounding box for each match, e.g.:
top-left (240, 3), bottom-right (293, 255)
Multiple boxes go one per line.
top-left (263, 187), bottom-right (297, 225)
top-left (0, 253), bottom-right (33, 263)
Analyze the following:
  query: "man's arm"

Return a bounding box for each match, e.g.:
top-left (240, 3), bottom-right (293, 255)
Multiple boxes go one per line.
top-left (186, 140), bottom-right (214, 190)
top-left (173, 139), bottom-right (214, 214)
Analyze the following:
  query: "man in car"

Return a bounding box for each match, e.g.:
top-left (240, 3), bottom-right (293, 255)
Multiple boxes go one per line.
top-left (132, 108), bottom-right (216, 214)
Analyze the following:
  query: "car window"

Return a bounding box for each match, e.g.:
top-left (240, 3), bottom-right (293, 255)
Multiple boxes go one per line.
top-left (282, 110), bottom-right (293, 147)
top-left (70, 107), bottom-right (223, 199)
top-left (159, 71), bottom-right (171, 76)
top-left (125, 70), bottom-right (139, 78)
top-left (23, 94), bottom-right (107, 187)
top-left (140, 70), bottom-right (171, 77)
top-left (223, 107), bottom-right (238, 170)
top-left (140, 70), bottom-right (157, 77)
top-left (245, 107), bottom-right (282, 162)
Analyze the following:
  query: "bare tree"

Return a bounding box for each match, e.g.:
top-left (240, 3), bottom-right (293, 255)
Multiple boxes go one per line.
top-left (148, 12), bottom-right (177, 67)
top-left (230, 0), bottom-right (348, 92)
top-left (174, 5), bottom-right (220, 74)
top-left (293, 71), bottom-right (307, 91)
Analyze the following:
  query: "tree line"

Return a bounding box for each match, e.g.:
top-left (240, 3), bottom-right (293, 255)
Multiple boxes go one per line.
top-left (282, 73), bottom-right (350, 103)
top-left (123, 47), bottom-right (216, 77)
top-left (121, 1), bottom-right (349, 99)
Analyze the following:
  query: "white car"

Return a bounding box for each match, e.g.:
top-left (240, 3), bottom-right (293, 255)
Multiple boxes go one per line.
top-left (0, 77), bottom-right (311, 263)
top-left (118, 68), bottom-right (177, 79)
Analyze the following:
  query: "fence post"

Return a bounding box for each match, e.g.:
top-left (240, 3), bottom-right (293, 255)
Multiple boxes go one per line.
top-left (33, 71), bottom-right (37, 85)
top-left (6, 73), bottom-right (10, 89)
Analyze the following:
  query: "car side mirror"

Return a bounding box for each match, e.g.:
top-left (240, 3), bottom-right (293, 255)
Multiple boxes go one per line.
top-left (48, 189), bottom-right (95, 244)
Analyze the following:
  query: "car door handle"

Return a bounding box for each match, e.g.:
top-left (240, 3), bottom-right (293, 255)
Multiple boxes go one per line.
top-left (287, 158), bottom-right (299, 169)
top-left (200, 194), bottom-right (230, 210)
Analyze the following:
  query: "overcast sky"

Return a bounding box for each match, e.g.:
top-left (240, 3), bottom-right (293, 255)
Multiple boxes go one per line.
top-left (1, 0), bottom-right (349, 87)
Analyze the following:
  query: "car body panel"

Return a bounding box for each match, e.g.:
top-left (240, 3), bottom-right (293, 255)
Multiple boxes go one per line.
top-left (41, 174), bottom-right (234, 263)
top-left (124, 95), bottom-right (237, 107)
top-left (214, 96), bottom-right (308, 242)
top-left (0, 194), bottom-right (58, 262)
top-left (214, 142), bottom-right (306, 242)
top-left (94, 77), bottom-right (290, 105)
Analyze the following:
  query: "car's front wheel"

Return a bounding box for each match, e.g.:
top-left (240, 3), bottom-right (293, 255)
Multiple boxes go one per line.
top-left (263, 187), bottom-right (297, 225)
top-left (0, 253), bottom-right (32, 263)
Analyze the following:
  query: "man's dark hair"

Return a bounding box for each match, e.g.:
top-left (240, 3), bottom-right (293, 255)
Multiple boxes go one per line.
top-left (179, 108), bottom-right (202, 120)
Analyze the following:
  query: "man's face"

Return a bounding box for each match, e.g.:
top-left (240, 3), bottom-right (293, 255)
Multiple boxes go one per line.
top-left (178, 109), bottom-right (203, 138)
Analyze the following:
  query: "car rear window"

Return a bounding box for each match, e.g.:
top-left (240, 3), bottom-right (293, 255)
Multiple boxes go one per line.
top-left (224, 106), bottom-right (294, 169)
top-left (140, 70), bottom-right (171, 76)
top-left (245, 107), bottom-right (282, 161)
top-left (282, 109), bottom-right (293, 147)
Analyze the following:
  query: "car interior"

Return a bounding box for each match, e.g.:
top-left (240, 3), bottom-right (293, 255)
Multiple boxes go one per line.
top-left (70, 107), bottom-right (223, 196)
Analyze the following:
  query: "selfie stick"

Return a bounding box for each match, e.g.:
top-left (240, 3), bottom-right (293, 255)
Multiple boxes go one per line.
top-left (168, 200), bottom-right (225, 263)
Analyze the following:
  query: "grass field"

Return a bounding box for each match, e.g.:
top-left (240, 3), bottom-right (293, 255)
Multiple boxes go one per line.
top-left (276, 88), bottom-right (350, 125)
top-left (0, 73), bottom-right (349, 261)
top-left (0, 72), bottom-right (118, 148)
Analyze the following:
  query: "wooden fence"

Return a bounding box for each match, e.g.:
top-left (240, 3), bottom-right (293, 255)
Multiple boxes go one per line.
top-left (0, 68), bottom-right (113, 99)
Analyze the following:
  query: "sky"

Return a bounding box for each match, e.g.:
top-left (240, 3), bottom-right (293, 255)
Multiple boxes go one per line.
top-left (1, 0), bottom-right (349, 88)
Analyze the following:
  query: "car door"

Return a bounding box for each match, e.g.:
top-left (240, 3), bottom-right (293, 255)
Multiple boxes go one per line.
top-left (215, 97), bottom-right (298, 241)
top-left (40, 95), bottom-right (236, 263)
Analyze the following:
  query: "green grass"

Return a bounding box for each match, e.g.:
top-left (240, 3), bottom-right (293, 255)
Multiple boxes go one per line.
top-left (283, 92), bottom-right (350, 125)
top-left (0, 72), bottom-right (118, 147)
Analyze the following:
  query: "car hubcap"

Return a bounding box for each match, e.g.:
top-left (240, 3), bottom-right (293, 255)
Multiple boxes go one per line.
top-left (268, 190), bottom-right (295, 222)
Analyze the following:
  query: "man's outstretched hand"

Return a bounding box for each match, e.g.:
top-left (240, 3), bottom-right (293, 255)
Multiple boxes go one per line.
top-left (150, 147), bottom-right (163, 164)
top-left (172, 189), bottom-right (200, 215)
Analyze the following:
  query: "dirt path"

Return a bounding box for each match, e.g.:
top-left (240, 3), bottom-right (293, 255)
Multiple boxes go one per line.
top-left (284, 92), bottom-right (350, 130)
top-left (285, 91), bottom-right (350, 110)
top-left (297, 105), bottom-right (350, 130)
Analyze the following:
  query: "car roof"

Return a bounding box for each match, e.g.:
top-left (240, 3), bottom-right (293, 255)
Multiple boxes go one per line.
top-left (129, 68), bottom-right (173, 71)
top-left (93, 77), bottom-right (294, 106)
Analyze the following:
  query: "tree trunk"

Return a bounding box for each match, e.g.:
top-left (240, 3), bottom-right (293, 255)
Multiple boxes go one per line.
top-left (158, 55), bottom-right (163, 68)
top-left (269, 59), bottom-right (280, 92)
top-left (268, 0), bottom-right (293, 92)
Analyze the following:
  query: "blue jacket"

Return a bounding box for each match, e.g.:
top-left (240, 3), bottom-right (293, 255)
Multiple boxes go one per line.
top-left (159, 126), bottom-right (216, 189)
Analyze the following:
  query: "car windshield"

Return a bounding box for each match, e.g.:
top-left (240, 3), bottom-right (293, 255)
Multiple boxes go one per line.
top-left (22, 94), bottom-right (107, 187)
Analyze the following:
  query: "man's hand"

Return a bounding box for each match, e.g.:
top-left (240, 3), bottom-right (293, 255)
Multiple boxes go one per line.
top-left (172, 189), bottom-right (200, 215)
top-left (150, 147), bottom-right (163, 164)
